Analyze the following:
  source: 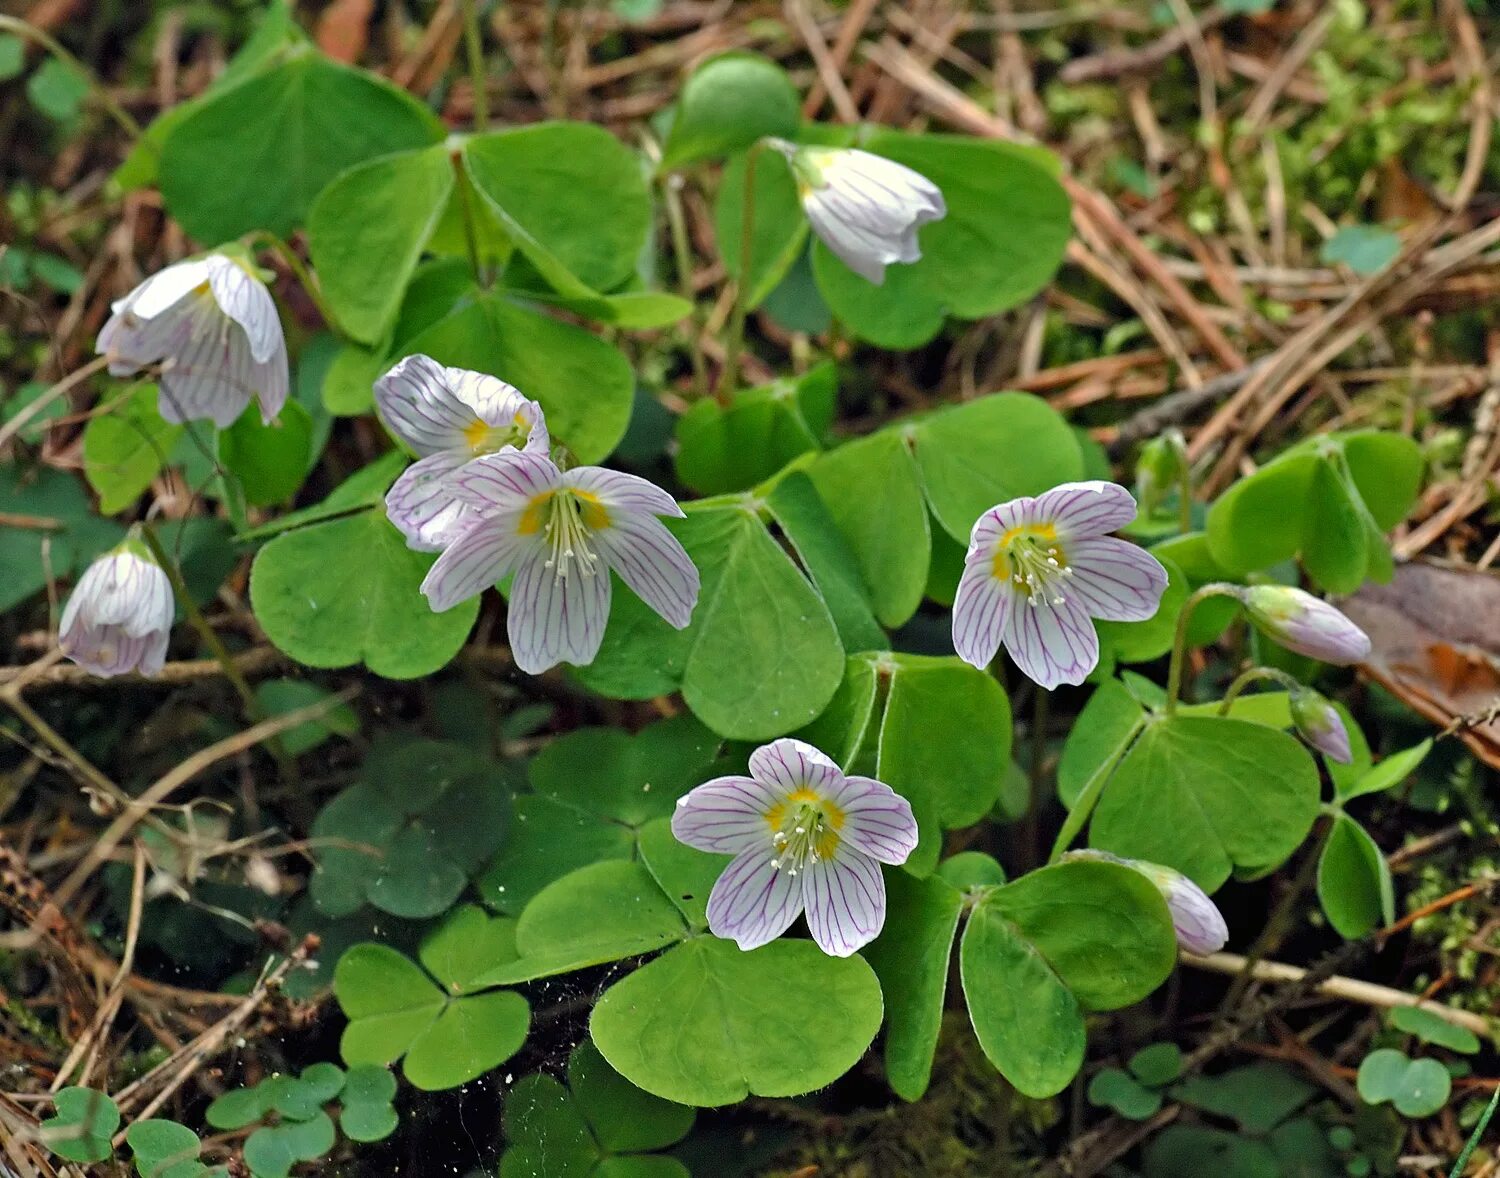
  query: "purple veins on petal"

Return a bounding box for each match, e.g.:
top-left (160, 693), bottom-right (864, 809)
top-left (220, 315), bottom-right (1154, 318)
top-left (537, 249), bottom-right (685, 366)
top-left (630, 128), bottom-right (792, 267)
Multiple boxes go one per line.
top-left (827, 776), bottom-right (918, 865)
top-left (1033, 480), bottom-right (1140, 538)
top-left (706, 847), bottom-right (804, 952)
top-left (419, 512), bottom-right (535, 612)
top-left (802, 852), bottom-right (886, 957)
top-left (450, 450), bottom-right (562, 511)
top-left (385, 450), bottom-right (474, 552)
top-left (564, 466), bottom-right (685, 518)
top-left (951, 559), bottom-right (1014, 669)
top-left (671, 776), bottom-right (781, 855)
top-left (1064, 537), bottom-right (1169, 622)
top-left (506, 542), bottom-right (612, 674)
top-left (1004, 593), bottom-right (1100, 690)
top-left (591, 512), bottom-right (698, 630)
top-left (748, 738), bottom-right (843, 796)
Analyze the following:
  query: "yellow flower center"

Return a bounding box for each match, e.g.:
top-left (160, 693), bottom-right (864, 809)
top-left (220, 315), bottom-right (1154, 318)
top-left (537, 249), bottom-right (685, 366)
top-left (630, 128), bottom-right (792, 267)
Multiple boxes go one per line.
top-left (517, 489), bottom-right (610, 578)
top-left (764, 786), bottom-right (844, 874)
top-left (462, 410), bottom-right (533, 455)
top-left (991, 522), bottom-right (1073, 606)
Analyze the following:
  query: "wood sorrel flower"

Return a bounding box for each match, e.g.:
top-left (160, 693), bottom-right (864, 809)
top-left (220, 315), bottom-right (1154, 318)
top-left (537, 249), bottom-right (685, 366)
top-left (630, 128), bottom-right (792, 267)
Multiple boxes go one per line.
top-left (769, 140), bottom-right (946, 285)
top-left (1066, 851), bottom-right (1228, 955)
top-left (671, 739), bottom-right (918, 957)
top-left (376, 354), bottom-right (550, 552)
top-left (952, 481), bottom-right (1168, 689)
top-left (1290, 688), bottom-right (1353, 763)
top-left (96, 253), bottom-right (288, 428)
top-left (1239, 585), bottom-right (1371, 665)
top-left (420, 451), bottom-right (699, 674)
top-left (59, 538), bottom-right (174, 678)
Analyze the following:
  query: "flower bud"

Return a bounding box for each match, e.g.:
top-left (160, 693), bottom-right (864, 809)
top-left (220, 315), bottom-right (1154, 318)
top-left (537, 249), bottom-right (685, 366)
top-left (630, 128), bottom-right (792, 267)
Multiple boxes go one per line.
top-left (59, 539), bottom-right (174, 678)
top-left (1135, 429), bottom-right (1187, 516)
top-left (1240, 585), bottom-right (1371, 665)
top-left (1290, 688), bottom-right (1352, 763)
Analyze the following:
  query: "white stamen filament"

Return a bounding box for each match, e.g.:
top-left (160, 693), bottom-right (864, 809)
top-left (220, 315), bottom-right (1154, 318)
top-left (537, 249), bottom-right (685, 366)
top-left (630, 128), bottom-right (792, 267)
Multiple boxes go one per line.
top-left (542, 493), bottom-right (600, 579)
top-left (1006, 534), bottom-right (1074, 607)
top-left (769, 798), bottom-right (835, 875)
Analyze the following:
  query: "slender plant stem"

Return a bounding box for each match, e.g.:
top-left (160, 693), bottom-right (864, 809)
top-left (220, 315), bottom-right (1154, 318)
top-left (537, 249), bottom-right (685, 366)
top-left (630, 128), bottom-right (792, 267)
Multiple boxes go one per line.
top-left (0, 16), bottom-right (141, 140)
top-left (1164, 582), bottom-right (1241, 715)
top-left (1177, 461), bottom-right (1193, 532)
top-left (1047, 716), bottom-right (1146, 864)
top-left (461, 0), bottom-right (489, 131)
top-left (1217, 664), bottom-right (1302, 715)
top-left (661, 173), bottom-right (708, 398)
top-left (1451, 1085), bottom-right (1500, 1177)
top-left (1025, 687), bottom-right (1050, 869)
top-left (245, 232), bottom-right (342, 336)
top-left (718, 141), bottom-right (766, 404)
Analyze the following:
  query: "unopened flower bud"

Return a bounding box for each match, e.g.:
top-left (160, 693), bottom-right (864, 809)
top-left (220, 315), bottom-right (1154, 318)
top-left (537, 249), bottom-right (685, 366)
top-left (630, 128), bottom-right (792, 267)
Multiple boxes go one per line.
top-left (1135, 429), bottom-right (1187, 516)
top-left (1240, 585), bottom-right (1371, 665)
top-left (1290, 688), bottom-right (1352, 763)
top-left (1064, 850), bottom-right (1228, 955)
top-left (59, 538), bottom-right (174, 678)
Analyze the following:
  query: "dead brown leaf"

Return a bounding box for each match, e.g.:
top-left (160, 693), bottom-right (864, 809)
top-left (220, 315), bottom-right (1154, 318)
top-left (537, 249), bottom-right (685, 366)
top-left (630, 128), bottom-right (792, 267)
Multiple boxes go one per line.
top-left (315, 0), bottom-right (375, 64)
top-left (1343, 561), bottom-right (1500, 768)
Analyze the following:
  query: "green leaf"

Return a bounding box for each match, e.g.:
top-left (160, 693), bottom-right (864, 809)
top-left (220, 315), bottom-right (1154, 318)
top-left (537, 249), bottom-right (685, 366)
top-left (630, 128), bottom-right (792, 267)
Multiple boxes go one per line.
top-left (862, 870), bottom-right (965, 1101)
top-left (1321, 225), bottom-right (1401, 275)
top-left (813, 134), bottom-right (1071, 348)
top-left (1144, 1125), bottom-right (1283, 1178)
top-left (41, 1088), bottom-right (120, 1163)
top-left (1088, 1068), bottom-right (1163, 1119)
top-left (1171, 1061), bottom-right (1316, 1132)
top-left (1388, 1006), bottom-right (1481, 1054)
top-left (3, 381), bottom-right (67, 444)
top-left (636, 816), bottom-right (722, 930)
top-left (674, 365), bottom-right (833, 495)
top-left (0, 465), bottom-right (125, 610)
top-left (661, 53), bottom-right (801, 168)
top-left (464, 123), bottom-right (651, 297)
top-left (1206, 452), bottom-right (1317, 575)
top-left (250, 509), bottom-right (478, 679)
top-left (1090, 715), bottom-right (1321, 890)
top-left (419, 905), bottom-right (520, 994)
top-left (27, 58), bottom-right (87, 120)
top-left (1357, 1049), bottom-right (1451, 1117)
top-left (1342, 431), bottom-right (1424, 530)
top-left (715, 149), bottom-right (808, 308)
top-left (339, 1063), bottom-right (400, 1142)
top-left (1337, 738), bottom-right (1431, 802)
top-left (766, 470), bottom-right (886, 654)
top-left (1057, 679), bottom-right (1144, 808)
top-left (307, 144), bottom-right (455, 344)
top-left (320, 340), bottom-right (387, 417)
top-left (205, 1086), bottom-right (268, 1131)
top-left (398, 292), bottom-right (633, 464)
top-left (479, 715), bottom-right (720, 912)
top-left (501, 1074), bottom-right (598, 1178)
top-left (960, 860), bottom-right (1176, 1097)
top-left (1128, 1042), bottom-right (1184, 1086)
top-left (243, 1112), bottom-right (335, 1178)
top-left (1097, 552), bottom-right (1188, 667)
top-left (126, 1118), bottom-right (206, 1178)
top-left (252, 679), bottom-right (358, 756)
top-left (82, 384), bottom-right (183, 513)
top-left (0, 35), bottom-right (24, 81)
top-left (235, 449), bottom-right (405, 541)
top-left (570, 1040), bottom-right (695, 1153)
top-left (1302, 459), bottom-right (1369, 594)
top-left (808, 430), bottom-right (930, 628)
top-left (878, 653), bottom-right (1013, 830)
top-left (526, 289), bottom-right (692, 329)
top-left (576, 505), bottom-right (845, 740)
top-left (159, 46), bottom-right (443, 240)
top-left (217, 400), bottom-right (315, 507)
top-left (1317, 814), bottom-right (1394, 939)
top-left (476, 860), bottom-right (688, 985)
top-left (334, 943), bottom-right (531, 1091)
top-left (591, 938), bottom-right (883, 1106)
top-left (912, 392), bottom-right (1086, 542)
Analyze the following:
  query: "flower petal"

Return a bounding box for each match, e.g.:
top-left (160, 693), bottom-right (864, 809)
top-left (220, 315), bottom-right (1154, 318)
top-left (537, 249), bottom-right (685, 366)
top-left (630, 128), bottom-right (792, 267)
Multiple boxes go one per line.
top-left (563, 466), bottom-right (685, 518)
top-left (1065, 537), bottom-right (1168, 622)
top-left (671, 776), bottom-right (779, 855)
top-left (506, 546), bottom-right (612, 673)
top-left (967, 499), bottom-right (1039, 553)
top-left (802, 852), bottom-right (886, 957)
top-left (116, 258), bottom-right (213, 320)
top-left (375, 354), bottom-right (483, 456)
top-left (1034, 481), bottom-right (1139, 540)
top-left (156, 320), bottom-right (259, 428)
top-left (446, 368), bottom-right (547, 445)
top-left (592, 511), bottom-right (698, 630)
top-left (748, 738), bottom-right (844, 798)
top-left (1003, 593), bottom-right (1100, 690)
top-left (419, 511), bottom-right (537, 612)
top-left (825, 776), bottom-right (918, 866)
top-left (205, 255), bottom-right (283, 364)
top-left (952, 559), bottom-right (1014, 669)
top-left (706, 848), bottom-right (803, 951)
top-left (450, 451), bottom-right (562, 513)
top-left (385, 451), bottom-right (474, 552)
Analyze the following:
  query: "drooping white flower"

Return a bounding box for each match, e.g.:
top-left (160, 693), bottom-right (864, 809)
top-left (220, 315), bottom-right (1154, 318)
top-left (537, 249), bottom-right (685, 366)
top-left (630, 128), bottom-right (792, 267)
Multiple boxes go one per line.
top-left (375, 355), bottom-right (550, 552)
top-left (1239, 585), bottom-right (1371, 665)
top-left (96, 253), bottom-right (288, 428)
top-left (59, 539), bottom-right (174, 678)
top-left (420, 451), bottom-right (699, 674)
top-left (770, 140), bottom-right (946, 285)
top-left (672, 738), bottom-right (918, 957)
top-left (952, 481), bottom-right (1168, 689)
